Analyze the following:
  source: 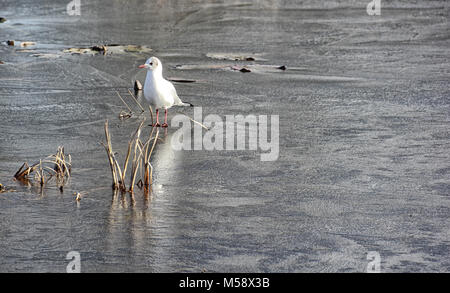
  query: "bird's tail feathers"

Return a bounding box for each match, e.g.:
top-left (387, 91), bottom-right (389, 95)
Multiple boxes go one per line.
top-left (178, 102), bottom-right (194, 107)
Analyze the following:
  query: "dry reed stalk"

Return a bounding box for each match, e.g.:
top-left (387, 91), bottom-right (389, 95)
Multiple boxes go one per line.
top-left (143, 128), bottom-right (159, 187)
top-left (143, 185), bottom-right (152, 199)
top-left (128, 88), bottom-right (145, 113)
top-left (14, 162), bottom-right (39, 180)
top-left (120, 139), bottom-right (133, 189)
top-left (40, 160), bottom-right (46, 186)
top-left (102, 120), bottom-right (120, 189)
top-left (121, 119), bottom-right (146, 191)
top-left (116, 91), bottom-right (133, 114)
top-left (143, 108), bottom-right (159, 186)
top-left (143, 163), bottom-right (151, 188)
top-left (129, 143), bottom-right (143, 193)
top-left (175, 111), bottom-right (209, 130)
top-left (49, 147), bottom-right (71, 186)
top-left (51, 146), bottom-right (71, 179)
top-left (14, 147), bottom-right (71, 187)
top-left (34, 160), bottom-right (45, 186)
top-left (103, 119), bottom-right (152, 193)
top-left (129, 192), bottom-right (136, 207)
top-left (103, 102), bottom-right (162, 193)
top-left (128, 122), bottom-right (146, 193)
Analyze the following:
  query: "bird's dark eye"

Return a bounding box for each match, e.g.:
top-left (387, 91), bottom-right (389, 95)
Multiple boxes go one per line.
top-left (149, 62), bottom-right (153, 66)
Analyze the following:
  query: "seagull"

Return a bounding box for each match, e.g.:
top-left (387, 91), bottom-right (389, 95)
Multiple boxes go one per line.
top-left (138, 57), bottom-right (193, 127)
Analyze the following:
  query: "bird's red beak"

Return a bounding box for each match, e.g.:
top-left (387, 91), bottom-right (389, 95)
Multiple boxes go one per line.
top-left (138, 64), bottom-right (146, 68)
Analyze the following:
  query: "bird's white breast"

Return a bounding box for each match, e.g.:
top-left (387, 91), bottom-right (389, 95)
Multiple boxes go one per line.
top-left (143, 73), bottom-right (175, 109)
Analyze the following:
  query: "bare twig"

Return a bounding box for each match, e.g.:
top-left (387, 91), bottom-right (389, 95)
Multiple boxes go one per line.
top-left (103, 120), bottom-right (119, 189)
top-left (128, 88), bottom-right (145, 112)
top-left (175, 111), bottom-right (209, 130)
top-left (129, 139), bottom-right (144, 193)
top-left (122, 119), bottom-right (146, 190)
top-left (144, 128), bottom-right (159, 187)
top-left (116, 91), bottom-right (133, 113)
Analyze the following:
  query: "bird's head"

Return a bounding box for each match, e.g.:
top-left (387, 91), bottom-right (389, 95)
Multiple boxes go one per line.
top-left (138, 57), bottom-right (161, 71)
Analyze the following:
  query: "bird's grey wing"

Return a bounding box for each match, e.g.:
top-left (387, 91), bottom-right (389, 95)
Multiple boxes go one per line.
top-left (164, 79), bottom-right (194, 107)
top-left (165, 80), bottom-right (187, 105)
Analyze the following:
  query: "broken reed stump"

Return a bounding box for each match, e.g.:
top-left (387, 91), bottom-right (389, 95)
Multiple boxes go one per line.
top-left (13, 146), bottom-right (71, 188)
top-left (0, 183), bottom-right (15, 194)
top-left (14, 162), bottom-right (39, 180)
top-left (0, 183), bottom-right (16, 193)
top-left (134, 80), bottom-right (142, 91)
top-left (102, 115), bottom-right (159, 193)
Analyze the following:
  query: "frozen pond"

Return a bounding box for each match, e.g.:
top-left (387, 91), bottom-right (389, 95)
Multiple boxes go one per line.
top-left (0, 0), bottom-right (449, 272)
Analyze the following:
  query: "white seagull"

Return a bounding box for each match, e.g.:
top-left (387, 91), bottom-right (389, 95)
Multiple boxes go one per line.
top-left (138, 57), bottom-right (193, 127)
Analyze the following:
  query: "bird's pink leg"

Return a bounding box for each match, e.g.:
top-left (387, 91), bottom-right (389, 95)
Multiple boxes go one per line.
top-left (153, 109), bottom-right (161, 127)
top-left (162, 109), bottom-right (168, 128)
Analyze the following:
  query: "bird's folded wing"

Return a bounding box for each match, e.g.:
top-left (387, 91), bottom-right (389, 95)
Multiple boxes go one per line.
top-left (165, 80), bottom-right (184, 105)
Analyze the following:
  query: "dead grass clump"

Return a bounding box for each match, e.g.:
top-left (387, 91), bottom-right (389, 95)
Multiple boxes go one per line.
top-left (14, 146), bottom-right (71, 188)
top-left (102, 111), bottom-right (159, 193)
